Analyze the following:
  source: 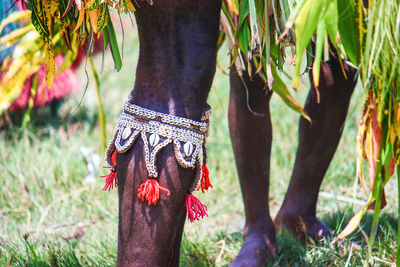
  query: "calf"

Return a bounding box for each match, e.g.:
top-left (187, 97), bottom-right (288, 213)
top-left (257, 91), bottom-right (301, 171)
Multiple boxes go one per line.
top-left (105, 1), bottom-right (357, 266)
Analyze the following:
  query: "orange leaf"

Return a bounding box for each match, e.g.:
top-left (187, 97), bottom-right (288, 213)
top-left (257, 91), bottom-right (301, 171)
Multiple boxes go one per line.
top-left (73, 8), bottom-right (85, 33)
top-left (88, 10), bottom-right (98, 33)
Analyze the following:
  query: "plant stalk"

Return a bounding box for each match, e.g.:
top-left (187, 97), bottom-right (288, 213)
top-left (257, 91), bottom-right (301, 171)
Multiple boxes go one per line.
top-left (89, 57), bottom-right (107, 156)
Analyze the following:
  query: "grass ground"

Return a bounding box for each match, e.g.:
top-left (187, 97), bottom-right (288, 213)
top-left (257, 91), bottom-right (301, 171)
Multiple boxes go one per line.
top-left (0, 22), bottom-right (398, 266)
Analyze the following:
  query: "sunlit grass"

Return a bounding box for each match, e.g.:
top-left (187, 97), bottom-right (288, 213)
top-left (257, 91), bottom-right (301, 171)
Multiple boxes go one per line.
top-left (0, 28), bottom-right (397, 266)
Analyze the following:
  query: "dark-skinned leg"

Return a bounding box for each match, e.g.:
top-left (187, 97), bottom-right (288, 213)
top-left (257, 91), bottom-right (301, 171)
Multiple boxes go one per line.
top-left (228, 67), bottom-right (276, 267)
top-left (116, 1), bottom-right (221, 266)
top-left (275, 59), bottom-right (357, 240)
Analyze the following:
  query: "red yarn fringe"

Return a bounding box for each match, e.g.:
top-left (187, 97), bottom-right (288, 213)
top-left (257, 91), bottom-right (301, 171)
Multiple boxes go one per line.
top-left (200, 164), bottom-right (212, 193)
top-left (186, 194), bottom-right (208, 222)
top-left (111, 150), bottom-right (117, 165)
top-left (101, 167), bottom-right (118, 191)
top-left (102, 151), bottom-right (118, 191)
top-left (137, 178), bottom-right (171, 205)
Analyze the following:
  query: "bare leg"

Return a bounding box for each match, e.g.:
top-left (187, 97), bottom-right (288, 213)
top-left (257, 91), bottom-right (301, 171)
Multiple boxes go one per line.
top-left (275, 59), bottom-right (357, 240)
top-left (228, 67), bottom-right (276, 267)
top-left (116, 1), bottom-right (221, 266)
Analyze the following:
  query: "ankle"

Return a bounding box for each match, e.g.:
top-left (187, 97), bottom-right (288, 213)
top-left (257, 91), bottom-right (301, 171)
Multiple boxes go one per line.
top-left (278, 200), bottom-right (316, 218)
top-left (244, 218), bottom-right (276, 237)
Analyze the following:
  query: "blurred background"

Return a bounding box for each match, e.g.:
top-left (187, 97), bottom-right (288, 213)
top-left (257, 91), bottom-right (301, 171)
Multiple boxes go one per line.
top-left (0, 13), bottom-right (398, 266)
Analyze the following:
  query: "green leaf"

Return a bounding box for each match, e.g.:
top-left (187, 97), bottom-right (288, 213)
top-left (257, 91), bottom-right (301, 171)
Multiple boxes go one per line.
top-left (238, 0), bottom-right (249, 28)
top-left (86, 0), bottom-right (100, 11)
top-left (221, 2), bottom-right (235, 30)
top-left (264, 0), bottom-right (272, 89)
top-left (293, 0), bottom-right (328, 89)
top-left (102, 26), bottom-right (109, 49)
top-left (106, 21), bottom-right (122, 71)
top-left (278, 0), bottom-right (307, 41)
top-left (96, 3), bottom-right (110, 32)
top-left (31, 6), bottom-right (50, 38)
top-left (337, 0), bottom-right (360, 65)
top-left (324, 0), bottom-right (338, 47)
top-left (238, 19), bottom-right (249, 60)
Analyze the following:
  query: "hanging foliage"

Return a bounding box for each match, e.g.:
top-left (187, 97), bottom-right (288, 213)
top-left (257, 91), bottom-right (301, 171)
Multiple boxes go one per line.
top-left (223, 0), bottom-right (400, 259)
top-left (0, 0), bottom-right (135, 116)
top-left (221, 0), bottom-right (311, 120)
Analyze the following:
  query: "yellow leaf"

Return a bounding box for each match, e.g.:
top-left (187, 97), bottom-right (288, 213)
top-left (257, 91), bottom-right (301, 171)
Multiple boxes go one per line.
top-left (338, 204), bottom-right (368, 239)
top-left (126, 0), bottom-right (136, 12)
top-left (0, 24), bottom-right (35, 46)
top-left (0, 60), bottom-right (42, 115)
top-left (2, 40), bottom-right (43, 85)
top-left (43, 0), bottom-right (55, 38)
top-left (44, 39), bottom-right (55, 88)
top-left (226, 0), bottom-right (239, 15)
top-left (50, 0), bottom-right (59, 16)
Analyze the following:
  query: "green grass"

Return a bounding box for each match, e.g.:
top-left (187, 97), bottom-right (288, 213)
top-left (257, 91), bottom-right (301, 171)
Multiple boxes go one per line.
top-left (0, 25), bottom-right (398, 266)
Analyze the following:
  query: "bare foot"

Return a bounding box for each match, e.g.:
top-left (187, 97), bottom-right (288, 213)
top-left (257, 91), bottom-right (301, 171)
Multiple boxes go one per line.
top-left (274, 209), bottom-right (331, 241)
top-left (230, 225), bottom-right (276, 267)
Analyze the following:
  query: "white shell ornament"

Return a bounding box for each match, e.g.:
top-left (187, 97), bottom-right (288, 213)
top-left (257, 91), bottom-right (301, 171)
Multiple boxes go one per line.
top-left (122, 127), bottom-right (132, 140)
top-left (183, 142), bottom-right (194, 156)
top-left (149, 133), bottom-right (160, 146)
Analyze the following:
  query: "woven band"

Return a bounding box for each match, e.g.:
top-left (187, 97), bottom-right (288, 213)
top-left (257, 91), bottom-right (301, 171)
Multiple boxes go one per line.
top-left (105, 101), bottom-right (211, 192)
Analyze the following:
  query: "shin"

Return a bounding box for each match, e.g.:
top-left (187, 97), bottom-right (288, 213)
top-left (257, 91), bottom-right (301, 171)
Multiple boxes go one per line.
top-left (275, 58), bottom-right (357, 240)
top-left (113, 1), bottom-right (221, 266)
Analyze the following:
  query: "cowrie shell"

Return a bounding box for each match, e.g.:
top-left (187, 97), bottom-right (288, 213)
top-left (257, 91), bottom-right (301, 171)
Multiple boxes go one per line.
top-left (122, 127), bottom-right (132, 140)
top-left (149, 133), bottom-right (160, 146)
top-left (183, 142), bottom-right (194, 156)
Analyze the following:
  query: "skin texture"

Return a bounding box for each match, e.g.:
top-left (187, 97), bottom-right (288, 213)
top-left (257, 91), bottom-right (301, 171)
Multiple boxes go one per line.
top-left (116, 1), bottom-right (221, 266)
top-left (274, 60), bottom-right (357, 241)
top-left (228, 57), bottom-right (357, 266)
top-left (228, 67), bottom-right (276, 267)
top-left (116, 1), bottom-right (357, 266)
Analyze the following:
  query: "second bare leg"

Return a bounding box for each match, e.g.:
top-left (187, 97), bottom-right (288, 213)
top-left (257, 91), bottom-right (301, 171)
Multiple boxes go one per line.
top-left (228, 67), bottom-right (275, 267)
top-left (275, 59), bottom-right (357, 240)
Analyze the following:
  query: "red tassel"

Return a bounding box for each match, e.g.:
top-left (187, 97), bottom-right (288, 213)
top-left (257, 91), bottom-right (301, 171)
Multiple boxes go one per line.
top-left (200, 164), bottom-right (212, 193)
top-left (101, 167), bottom-right (118, 191)
top-left (102, 151), bottom-right (118, 191)
top-left (111, 150), bottom-right (117, 165)
top-left (186, 193), bottom-right (208, 222)
top-left (137, 178), bottom-right (171, 205)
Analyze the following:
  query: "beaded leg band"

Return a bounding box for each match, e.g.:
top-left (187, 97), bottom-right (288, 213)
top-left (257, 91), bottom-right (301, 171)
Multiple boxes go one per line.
top-left (102, 101), bottom-right (212, 222)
